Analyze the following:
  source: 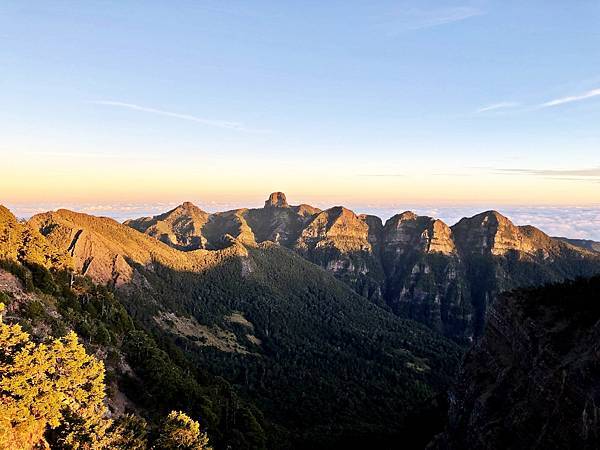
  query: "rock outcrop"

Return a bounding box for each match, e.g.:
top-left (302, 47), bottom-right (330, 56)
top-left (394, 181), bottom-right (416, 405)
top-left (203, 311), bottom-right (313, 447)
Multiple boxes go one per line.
top-left (264, 191), bottom-right (289, 208)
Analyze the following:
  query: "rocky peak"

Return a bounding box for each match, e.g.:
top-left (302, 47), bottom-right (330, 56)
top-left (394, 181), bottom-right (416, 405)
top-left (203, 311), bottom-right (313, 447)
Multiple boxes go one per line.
top-left (168, 201), bottom-right (207, 217)
top-left (453, 210), bottom-right (568, 257)
top-left (181, 201), bottom-right (196, 210)
top-left (383, 212), bottom-right (455, 255)
top-left (296, 206), bottom-right (371, 252)
top-left (452, 210), bottom-right (525, 256)
top-left (427, 219), bottom-right (456, 254)
top-left (384, 211), bottom-right (419, 228)
top-left (264, 192), bottom-right (289, 208)
top-left (294, 204), bottom-right (321, 218)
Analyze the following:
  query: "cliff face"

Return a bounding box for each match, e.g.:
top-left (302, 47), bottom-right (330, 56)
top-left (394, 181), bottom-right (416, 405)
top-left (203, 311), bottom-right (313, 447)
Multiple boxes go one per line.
top-left (295, 207), bottom-right (385, 302)
top-left (440, 277), bottom-right (600, 449)
top-left (124, 196), bottom-right (600, 342)
top-left (381, 213), bottom-right (470, 339)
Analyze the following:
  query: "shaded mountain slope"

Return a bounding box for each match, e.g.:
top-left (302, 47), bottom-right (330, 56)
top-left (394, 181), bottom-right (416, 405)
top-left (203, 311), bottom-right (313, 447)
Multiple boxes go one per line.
top-left (27, 207), bottom-right (461, 449)
top-left (437, 276), bottom-right (600, 449)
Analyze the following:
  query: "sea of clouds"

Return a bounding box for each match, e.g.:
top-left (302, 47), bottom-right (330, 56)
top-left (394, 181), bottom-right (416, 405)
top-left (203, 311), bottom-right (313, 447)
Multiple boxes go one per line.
top-left (7, 202), bottom-right (600, 241)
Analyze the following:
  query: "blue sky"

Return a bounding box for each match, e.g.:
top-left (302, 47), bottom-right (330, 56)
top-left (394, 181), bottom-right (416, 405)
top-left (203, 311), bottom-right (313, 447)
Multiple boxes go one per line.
top-left (1, 1), bottom-right (600, 209)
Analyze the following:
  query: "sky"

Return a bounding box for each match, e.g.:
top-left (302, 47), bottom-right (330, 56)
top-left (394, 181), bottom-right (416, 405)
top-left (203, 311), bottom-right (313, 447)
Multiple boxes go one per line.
top-left (1, 1), bottom-right (600, 237)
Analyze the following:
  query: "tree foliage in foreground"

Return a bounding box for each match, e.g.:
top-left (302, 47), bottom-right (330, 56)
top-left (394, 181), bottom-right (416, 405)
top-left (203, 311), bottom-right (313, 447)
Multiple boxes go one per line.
top-left (155, 411), bottom-right (211, 450)
top-left (0, 302), bottom-right (211, 450)
top-left (0, 304), bottom-right (110, 449)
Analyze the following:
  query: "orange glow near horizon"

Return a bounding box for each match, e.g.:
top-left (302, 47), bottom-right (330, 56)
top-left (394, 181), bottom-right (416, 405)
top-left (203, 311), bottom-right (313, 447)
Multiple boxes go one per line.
top-left (3, 150), bottom-right (599, 206)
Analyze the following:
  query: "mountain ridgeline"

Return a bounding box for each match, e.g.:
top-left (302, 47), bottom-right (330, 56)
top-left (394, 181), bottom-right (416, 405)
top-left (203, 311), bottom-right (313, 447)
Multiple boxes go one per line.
top-left (1, 204), bottom-right (461, 449)
top-left (126, 193), bottom-right (600, 342)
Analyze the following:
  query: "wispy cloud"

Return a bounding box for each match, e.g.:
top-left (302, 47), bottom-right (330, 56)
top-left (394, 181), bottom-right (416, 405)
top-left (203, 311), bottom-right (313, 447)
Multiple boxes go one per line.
top-left (476, 102), bottom-right (519, 113)
top-left (414, 6), bottom-right (484, 29)
top-left (495, 167), bottom-right (600, 183)
top-left (474, 85), bottom-right (600, 115)
top-left (540, 88), bottom-right (600, 108)
top-left (92, 101), bottom-right (269, 133)
top-left (385, 6), bottom-right (484, 33)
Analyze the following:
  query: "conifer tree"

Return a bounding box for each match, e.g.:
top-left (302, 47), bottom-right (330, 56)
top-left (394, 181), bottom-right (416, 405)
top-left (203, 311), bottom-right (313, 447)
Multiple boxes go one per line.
top-left (155, 411), bottom-right (211, 450)
top-left (0, 304), bottom-right (111, 449)
top-left (108, 413), bottom-right (149, 449)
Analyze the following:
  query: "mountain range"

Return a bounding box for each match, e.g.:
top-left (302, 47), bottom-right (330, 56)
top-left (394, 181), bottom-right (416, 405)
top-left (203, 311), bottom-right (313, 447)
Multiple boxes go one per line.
top-left (2, 194), bottom-right (599, 449)
top-left (125, 193), bottom-right (600, 342)
top-left (1, 202), bottom-right (459, 449)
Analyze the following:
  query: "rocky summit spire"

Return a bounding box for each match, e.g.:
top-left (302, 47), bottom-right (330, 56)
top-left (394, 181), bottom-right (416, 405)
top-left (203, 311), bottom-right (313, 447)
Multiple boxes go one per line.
top-left (264, 192), bottom-right (289, 208)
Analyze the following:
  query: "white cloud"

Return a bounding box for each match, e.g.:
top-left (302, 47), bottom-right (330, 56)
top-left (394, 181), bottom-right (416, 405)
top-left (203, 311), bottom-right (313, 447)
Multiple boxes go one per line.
top-left (476, 102), bottom-right (519, 113)
top-left (540, 87), bottom-right (600, 108)
top-left (92, 101), bottom-right (270, 133)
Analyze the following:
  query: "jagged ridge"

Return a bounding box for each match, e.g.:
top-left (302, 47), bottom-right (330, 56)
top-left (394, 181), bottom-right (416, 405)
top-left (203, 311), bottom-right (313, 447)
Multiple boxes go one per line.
top-left (124, 195), bottom-right (600, 341)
